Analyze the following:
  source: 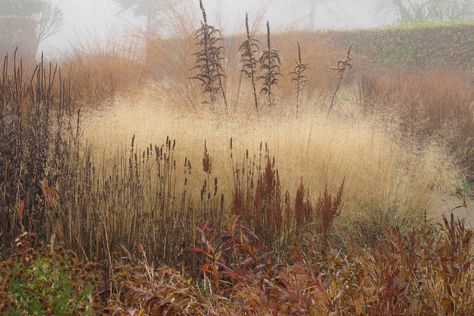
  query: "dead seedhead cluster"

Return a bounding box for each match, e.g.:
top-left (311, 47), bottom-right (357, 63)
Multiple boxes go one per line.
top-left (192, 0), bottom-right (352, 115)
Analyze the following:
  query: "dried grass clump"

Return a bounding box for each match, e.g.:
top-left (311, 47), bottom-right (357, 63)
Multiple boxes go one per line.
top-left (60, 34), bottom-right (148, 107)
top-left (358, 69), bottom-right (474, 181)
top-left (80, 92), bottom-right (460, 225)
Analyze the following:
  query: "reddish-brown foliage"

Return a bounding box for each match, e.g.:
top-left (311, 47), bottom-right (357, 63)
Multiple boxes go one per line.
top-left (316, 179), bottom-right (345, 236)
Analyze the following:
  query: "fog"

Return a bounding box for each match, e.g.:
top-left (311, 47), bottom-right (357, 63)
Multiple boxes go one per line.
top-left (41, 0), bottom-right (389, 55)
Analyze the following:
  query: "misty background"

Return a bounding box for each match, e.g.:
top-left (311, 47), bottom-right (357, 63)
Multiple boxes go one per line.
top-left (40, 0), bottom-right (390, 55)
top-left (0, 0), bottom-right (462, 56)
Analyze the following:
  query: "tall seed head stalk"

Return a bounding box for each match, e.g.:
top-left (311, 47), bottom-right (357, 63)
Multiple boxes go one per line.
top-left (191, 0), bottom-right (228, 111)
top-left (239, 13), bottom-right (260, 114)
top-left (290, 42), bottom-right (309, 116)
top-left (258, 21), bottom-right (281, 108)
top-left (328, 43), bottom-right (353, 114)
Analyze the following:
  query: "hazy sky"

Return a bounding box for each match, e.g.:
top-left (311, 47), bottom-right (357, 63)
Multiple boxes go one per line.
top-left (42, 0), bottom-right (383, 54)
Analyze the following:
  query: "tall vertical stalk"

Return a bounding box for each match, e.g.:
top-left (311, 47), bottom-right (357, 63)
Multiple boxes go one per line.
top-left (258, 21), bottom-right (281, 109)
top-left (290, 42), bottom-right (309, 116)
top-left (191, 0), bottom-right (228, 111)
top-left (328, 44), bottom-right (353, 114)
top-left (239, 13), bottom-right (260, 114)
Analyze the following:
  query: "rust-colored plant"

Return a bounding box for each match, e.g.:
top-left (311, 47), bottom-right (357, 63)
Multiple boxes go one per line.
top-left (295, 181), bottom-right (313, 228)
top-left (316, 178), bottom-right (345, 236)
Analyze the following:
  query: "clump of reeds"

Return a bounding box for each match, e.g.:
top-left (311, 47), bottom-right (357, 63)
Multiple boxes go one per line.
top-left (239, 13), bottom-right (260, 114)
top-left (0, 51), bottom-right (80, 248)
top-left (191, 0), bottom-right (228, 110)
top-left (290, 42), bottom-right (309, 116)
top-left (62, 34), bottom-right (147, 107)
top-left (258, 21), bottom-right (282, 108)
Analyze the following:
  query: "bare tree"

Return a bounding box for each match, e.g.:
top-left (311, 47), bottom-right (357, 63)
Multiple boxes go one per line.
top-left (0, 0), bottom-right (63, 44)
top-left (113, 0), bottom-right (183, 33)
top-left (35, 2), bottom-right (63, 43)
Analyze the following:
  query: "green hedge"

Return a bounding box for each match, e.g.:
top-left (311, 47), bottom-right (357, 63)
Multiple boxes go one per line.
top-left (280, 22), bottom-right (474, 77)
top-left (326, 23), bottom-right (473, 73)
top-left (0, 16), bottom-right (37, 62)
